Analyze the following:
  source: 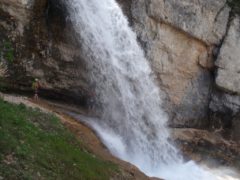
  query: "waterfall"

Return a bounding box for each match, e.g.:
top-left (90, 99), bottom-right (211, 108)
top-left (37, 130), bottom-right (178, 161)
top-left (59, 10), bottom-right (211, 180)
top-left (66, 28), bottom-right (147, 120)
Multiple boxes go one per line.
top-left (64, 0), bottom-right (239, 179)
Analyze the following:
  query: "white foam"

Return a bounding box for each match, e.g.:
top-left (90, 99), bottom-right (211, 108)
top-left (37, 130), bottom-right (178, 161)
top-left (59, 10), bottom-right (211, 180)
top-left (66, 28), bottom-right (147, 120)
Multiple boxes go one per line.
top-left (65, 0), bottom-right (240, 179)
top-left (86, 121), bottom-right (239, 180)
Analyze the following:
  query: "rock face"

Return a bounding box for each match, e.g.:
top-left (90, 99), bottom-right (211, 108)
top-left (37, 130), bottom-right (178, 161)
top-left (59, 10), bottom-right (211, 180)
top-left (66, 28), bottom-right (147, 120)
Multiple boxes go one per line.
top-left (138, 21), bottom-right (213, 127)
top-left (123, 0), bottom-right (230, 128)
top-left (209, 16), bottom-right (240, 140)
top-left (215, 16), bottom-right (240, 94)
top-left (146, 0), bottom-right (230, 45)
top-left (209, 91), bottom-right (240, 129)
top-left (233, 113), bottom-right (240, 142)
top-left (1, 0), bottom-right (240, 136)
top-left (118, 0), bottom-right (240, 134)
top-left (0, 0), bottom-right (90, 104)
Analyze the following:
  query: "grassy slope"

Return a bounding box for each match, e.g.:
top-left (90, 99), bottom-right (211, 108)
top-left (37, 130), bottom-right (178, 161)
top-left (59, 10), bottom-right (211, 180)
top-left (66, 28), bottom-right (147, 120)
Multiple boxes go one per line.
top-left (0, 98), bottom-right (118, 180)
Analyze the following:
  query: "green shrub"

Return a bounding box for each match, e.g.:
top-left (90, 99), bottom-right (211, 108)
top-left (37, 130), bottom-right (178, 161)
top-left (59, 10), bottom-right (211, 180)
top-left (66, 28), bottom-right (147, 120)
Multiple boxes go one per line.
top-left (0, 41), bottom-right (14, 63)
top-left (228, 0), bottom-right (240, 15)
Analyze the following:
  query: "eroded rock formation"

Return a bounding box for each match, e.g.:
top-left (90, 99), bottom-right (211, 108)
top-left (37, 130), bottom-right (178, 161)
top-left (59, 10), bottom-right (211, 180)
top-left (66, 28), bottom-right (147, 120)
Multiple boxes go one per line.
top-left (0, 0), bottom-right (89, 104)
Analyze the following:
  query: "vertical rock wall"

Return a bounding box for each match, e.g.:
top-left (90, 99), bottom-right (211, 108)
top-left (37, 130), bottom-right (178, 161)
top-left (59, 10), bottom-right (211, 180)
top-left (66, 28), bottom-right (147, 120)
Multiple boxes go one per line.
top-left (211, 15), bottom-right (240, 140)
top-left (0, 0), bottom-right (90, 104)
top-left (118, 0), bottom-right (240, 138)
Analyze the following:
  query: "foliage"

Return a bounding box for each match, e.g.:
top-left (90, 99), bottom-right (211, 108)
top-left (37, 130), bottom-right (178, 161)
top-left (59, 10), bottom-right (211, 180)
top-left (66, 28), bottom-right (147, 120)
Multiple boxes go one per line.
top-left (0, 41), bottom-right (14, 63)
top-left (0, 40), bottom-right (13, 78)
top-left (228, 0), bottom-right (240, 15)
top-left (0, 62), bottom-right (8, 78)
top-left (0, 99), bottom-right (118, 180)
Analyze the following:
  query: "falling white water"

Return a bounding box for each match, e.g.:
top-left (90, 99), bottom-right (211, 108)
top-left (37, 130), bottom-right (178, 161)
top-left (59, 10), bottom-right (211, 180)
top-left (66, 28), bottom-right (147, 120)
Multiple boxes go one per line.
top-left (64, 0), bottom-right (239, 179)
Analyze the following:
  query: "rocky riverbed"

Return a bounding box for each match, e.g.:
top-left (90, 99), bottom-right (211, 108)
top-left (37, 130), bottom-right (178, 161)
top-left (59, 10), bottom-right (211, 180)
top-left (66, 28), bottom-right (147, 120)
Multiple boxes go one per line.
top-left (172, 128), bottom-right (240, 171)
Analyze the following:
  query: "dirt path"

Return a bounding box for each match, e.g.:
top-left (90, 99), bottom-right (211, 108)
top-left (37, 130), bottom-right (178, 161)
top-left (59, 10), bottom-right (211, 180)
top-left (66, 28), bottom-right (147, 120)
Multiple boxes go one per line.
top-left (0, 92), bottom-right (158, 180)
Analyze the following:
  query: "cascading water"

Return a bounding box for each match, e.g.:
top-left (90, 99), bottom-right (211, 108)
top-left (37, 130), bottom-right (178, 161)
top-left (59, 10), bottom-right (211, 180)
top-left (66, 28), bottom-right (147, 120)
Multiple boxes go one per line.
top-left (64, 0), bottom-right (239, 179)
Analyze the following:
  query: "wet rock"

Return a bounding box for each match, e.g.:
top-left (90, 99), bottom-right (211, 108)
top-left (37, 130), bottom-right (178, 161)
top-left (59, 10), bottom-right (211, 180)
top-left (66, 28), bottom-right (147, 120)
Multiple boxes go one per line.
top-left (232, 113), bottom-right (240, 142)
top-left (116, 0), bottom-right (133, 25)
top-left (172, 128), bottom-right (240, 168)
top-left (209, 89), bottom-right (240, 142)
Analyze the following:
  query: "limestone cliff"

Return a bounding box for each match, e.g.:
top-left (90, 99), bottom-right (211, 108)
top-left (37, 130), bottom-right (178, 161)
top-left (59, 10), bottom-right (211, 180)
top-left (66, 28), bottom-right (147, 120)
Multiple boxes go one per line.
top-left (118, 0), bottom-right (240, 138)
top-left (0, 0), bottom-right (240, 140)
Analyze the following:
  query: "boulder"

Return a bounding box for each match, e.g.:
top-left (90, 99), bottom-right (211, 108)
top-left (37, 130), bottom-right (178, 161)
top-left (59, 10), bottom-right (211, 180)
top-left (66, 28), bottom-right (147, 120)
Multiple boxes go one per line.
top-left (215, 16), bottom-right (240, 94)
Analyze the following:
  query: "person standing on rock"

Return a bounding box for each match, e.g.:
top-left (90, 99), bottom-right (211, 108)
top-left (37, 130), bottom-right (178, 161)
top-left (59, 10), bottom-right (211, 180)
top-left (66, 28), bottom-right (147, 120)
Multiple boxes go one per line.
top-left (32, 78), bottom-right (41, 100)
